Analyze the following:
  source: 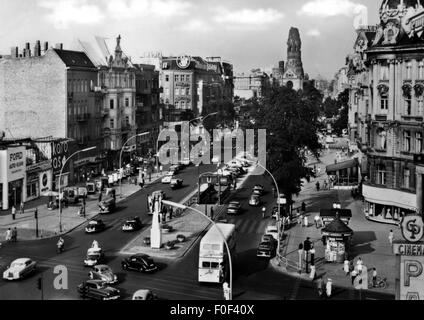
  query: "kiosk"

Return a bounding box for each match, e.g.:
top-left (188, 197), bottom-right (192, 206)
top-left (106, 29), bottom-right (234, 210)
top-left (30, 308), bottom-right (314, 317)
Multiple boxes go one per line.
top-left (322, 215), bottom-right (354, 263)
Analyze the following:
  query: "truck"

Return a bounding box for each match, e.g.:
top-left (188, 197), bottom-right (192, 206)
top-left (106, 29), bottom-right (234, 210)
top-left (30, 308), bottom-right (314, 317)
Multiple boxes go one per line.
top-left (198, 223), bottom-right (236, 284)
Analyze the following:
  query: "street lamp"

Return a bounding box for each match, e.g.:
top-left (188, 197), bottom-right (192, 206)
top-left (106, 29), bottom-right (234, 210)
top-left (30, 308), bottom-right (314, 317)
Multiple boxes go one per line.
top-left (161, 199), bottom-right (233, 301)
top-left (119, 132), bottom-right (150, 197)
top-left (236, 157), bottom-right (283, 256)
top-left (58, 146), bottom-right (97, 233)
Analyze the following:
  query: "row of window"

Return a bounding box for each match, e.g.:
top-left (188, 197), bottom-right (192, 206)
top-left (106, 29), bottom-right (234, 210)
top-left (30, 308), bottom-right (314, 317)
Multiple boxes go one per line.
top-left (379, 61), bottom-right (424, 81)
top-left (68, 79), bottom-right (92, 93)
top-left (376, 165), bottom-right (412, 189)
top-left (403, 131), bottom-right (423, 153)
top-left (109, 116), bottom-right (133, 129)
top-left (68, 125), bottom-right (101, 141)
top-left (100, 72), bottom-right (135, 89)
top-left (109, 97), bottom-right (133, 109)
top-left (174, 101), bottom-right (190, 109)
top-left (165, 74), bottom-right (191, 82)
top-left (379, 94), bottom-right (424, 116)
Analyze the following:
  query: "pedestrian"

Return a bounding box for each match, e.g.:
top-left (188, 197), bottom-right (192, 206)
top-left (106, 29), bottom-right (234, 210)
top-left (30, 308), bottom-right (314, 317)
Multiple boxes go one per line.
top-left (314, 215), bottom-right (320, 228)
top-left (389, 230), bottom-right (394, 245)
top-left (298, 243), bottom-right (304, 274)
top-left (262, 207), bottom-right (266, 219)
top-left (344, 259), bottom-right (350, 276)
top-left (301, 202), bottom-right (306, 213)
top-left (310, 245), bottom-right (316, 266)
top-left (323, 180), bottom-right (328, 190)
top-left (351, 269), bottom-right (357, 285)
top-left (326, 278), bottom-right (332, 298)
top-left (20, 201), bottom-right (24, 215)
top-left (159, 165), bottom-right (163, 175)
top-left (303, 215), bottom-right (309, 227)
top-left (316, 276), bottom-right (323, 298)
top-left (11, 206), bottom-right (16, 220)
top-left (357, 257), bottom-right (363, 273)
top-left (316, 181), bottom-right (320, 192)
top-left (5, 228), bottom-right (11, 242)
top-left (372, 267), bottom-right (377, 287)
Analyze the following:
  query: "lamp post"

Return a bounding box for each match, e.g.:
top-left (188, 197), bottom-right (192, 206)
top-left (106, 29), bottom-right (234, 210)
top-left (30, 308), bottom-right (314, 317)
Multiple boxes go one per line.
top-left (59, 146), bottom-right (96, 233)
top-left (161, 199), bottom-right (233, 300)
top-left (236, 157), bottom-right (283, 256)
top-left (120, 132), bottom-right (150, 197)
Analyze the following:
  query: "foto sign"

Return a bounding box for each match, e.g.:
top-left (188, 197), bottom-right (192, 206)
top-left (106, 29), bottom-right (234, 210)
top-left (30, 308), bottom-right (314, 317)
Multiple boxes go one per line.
top-left (51, 141), bottom-right (69, 175)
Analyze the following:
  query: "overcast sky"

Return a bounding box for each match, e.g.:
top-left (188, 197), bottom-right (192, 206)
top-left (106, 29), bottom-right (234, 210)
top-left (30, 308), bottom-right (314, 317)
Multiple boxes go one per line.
top-left (0, 0), bottom-right (381, 79)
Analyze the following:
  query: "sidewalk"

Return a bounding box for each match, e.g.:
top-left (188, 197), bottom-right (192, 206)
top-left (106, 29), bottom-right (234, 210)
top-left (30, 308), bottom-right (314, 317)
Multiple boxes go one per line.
top-left (271, 149), bottom-right (399, 296)
top-left (0, 172), bottom-right (167, 241)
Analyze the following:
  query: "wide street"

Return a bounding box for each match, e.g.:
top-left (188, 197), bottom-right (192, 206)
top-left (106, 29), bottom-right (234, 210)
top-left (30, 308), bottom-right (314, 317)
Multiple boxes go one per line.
top-left (0, 161), bottom-right (394, 300)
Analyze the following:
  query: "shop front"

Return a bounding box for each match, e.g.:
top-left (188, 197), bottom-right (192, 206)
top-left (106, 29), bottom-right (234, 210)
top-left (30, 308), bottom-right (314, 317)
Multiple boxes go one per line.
top-left (26, 161), bottom-right (52, 201)
top-left (322, 216), bottom-right (354, 263)
top-left (0, 146), bottom-right (27, 210)
top-left (363, 183), bottom-right (417, 224)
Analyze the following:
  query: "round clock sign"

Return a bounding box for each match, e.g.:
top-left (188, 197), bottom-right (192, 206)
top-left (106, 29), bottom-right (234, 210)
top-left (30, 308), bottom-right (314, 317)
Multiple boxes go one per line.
top-left (177, 55), bottom-right (191, 69)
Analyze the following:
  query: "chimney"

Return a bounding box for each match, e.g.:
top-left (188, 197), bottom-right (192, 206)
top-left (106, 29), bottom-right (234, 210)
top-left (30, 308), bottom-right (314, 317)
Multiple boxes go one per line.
top-left (34, 40), bottom-right (41, 57)
top-left (55, 43), bottom-right (63, 50)
top-left (10, 47), bottom-right (18, 59)
top-left (25, 43), bottom-right (31, 57)
top-left (44, 41), bottom-right (49, 52)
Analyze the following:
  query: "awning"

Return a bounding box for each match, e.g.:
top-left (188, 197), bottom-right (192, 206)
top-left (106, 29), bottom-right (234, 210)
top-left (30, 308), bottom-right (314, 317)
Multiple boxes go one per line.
top-left (326, 158), bottom-right (358, 173)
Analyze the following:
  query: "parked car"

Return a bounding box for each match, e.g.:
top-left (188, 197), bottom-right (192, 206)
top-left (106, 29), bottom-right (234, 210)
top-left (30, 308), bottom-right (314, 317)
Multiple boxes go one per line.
top-left (77, 280), bottom-right (120, 300)
top-left (253, 185), bottom-right (265, 196)
top-left (170, 178), bottom-right (183, 189)
top-left (265, 225), bottom-right (279, 241)
top-left (257, 242), bottom-right (275, 259)
top-left (161, 172), bottom-right (174, 184)
top-left (3, 258), bottom-right (37, 280)
top-left (122, 217), bottom-right (143, 232)
top-left (132, 289), bottom-right (158, 300)
top-left (169, 165), bottom-right (181, 174)
top-left (227, 201), bottom-right (241, 216)
top-left (84, 248), bottom-right (105, 267)
top-left (99, 196), bottom-right (116, 214)
top-left (85, 220), bottom-right (106, 234)
top-left (249, 194), bottom-right (261, 206)
top-left (121, 255), bottom-right (158, 273)
top-left (261, 234), bottom-right (276, 244)
top-left (88, 265), bottom-right (118, 284)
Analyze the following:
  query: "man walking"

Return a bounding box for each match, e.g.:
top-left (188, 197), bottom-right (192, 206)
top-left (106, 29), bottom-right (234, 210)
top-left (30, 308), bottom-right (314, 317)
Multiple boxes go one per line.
top-left (5, 228), bottom-right (11, 242)
top-left (11, 206), bottom-right (16, 220)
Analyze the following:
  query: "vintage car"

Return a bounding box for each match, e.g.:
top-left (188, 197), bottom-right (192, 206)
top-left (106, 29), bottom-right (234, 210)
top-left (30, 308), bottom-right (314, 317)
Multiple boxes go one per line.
top-left (88, 265), bottom-right (118, 284)
top-left (77, 280), bottom-right (120, 300)
top-left (84, 248), bottom-right (105, 267)
top-left (265, 225), bottom-right (279, 241)
top-left (3, 258), bottom-right (37, 280)
top-left (161, 172), bottom-right (174, 184)
top-left (169, 165), bottom-right (181, 174)
top-left (122, 217), bottom-right (143, 232)
top-left (249, 194), bottom-right (261, 206)
top-left (256, 242), bottom-right (275, 259)
top-left (85, 220), bottom-right (106, 234)
top-left (170, 178), bottom-right (183, 189)
top-left (253, 185), bottom-right (265, 196)
top-left (227, 201), bottom-right (241, 216)
top-left (99, 196), bottom-right (116, 214)
top-left (132, 289), bottom-right (158, 300)
top-left (121, 255), bottom-right (158, 273)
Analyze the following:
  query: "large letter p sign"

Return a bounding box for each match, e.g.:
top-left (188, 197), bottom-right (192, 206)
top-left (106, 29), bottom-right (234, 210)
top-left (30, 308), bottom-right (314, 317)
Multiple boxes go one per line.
top-left (405, 260), bottom-right (423, 287)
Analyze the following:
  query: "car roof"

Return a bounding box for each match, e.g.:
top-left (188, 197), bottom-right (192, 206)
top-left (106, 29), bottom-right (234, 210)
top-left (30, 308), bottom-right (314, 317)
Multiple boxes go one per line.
top-left (12, 258), bottom-right (31, 264)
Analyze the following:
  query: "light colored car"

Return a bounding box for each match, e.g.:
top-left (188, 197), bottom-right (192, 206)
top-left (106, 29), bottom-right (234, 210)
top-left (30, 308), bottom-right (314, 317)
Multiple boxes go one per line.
top-left (161, 172), bottom-right (174, 184)
top-left (249, 194), bottom-right (261, 206)
top-left (89, 265), bottom-right (118, 284)
top-left (84, 248), bottom-right (105, 267)
top-left (265, 225), bottom-right (279, 241)
top-left (132, 289), bottom-right (158, 300)
top-left (3, 258), bottom-right (37, 280)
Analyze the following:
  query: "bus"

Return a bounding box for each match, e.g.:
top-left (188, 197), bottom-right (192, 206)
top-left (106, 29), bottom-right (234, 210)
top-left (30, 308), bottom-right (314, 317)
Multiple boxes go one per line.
top-left (198, 223), bottom-right (237, 284)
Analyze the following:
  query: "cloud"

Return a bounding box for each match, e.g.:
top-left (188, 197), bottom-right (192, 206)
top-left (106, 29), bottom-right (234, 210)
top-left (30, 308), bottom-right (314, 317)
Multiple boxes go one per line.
top-left (107, 0), bottom-right (192, 19)
top-left (180, 19), bottom-right (213, 33)
top-left (307, 29), bottom-right (321, 37)
top-left (38, 0), bottom-right (105, 29)
top-left (298, 0), bottom-right (366, 17)
top-left (213, 7), bottom-right (284, 27)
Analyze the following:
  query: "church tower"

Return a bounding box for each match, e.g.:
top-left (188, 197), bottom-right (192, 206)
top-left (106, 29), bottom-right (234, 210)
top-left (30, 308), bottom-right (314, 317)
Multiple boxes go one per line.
top-left (283, 27), bottom-right (305, 90)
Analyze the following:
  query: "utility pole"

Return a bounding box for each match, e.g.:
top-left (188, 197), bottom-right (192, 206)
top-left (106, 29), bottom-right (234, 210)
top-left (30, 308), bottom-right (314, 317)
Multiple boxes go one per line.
top-left (35, 208), bottom-right (39, 238)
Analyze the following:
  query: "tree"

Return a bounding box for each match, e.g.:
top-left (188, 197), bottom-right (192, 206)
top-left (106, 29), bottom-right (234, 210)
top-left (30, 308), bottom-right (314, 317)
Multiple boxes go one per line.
top-left (250, 85), bottom-right (321, 203)
top-left (333, 89), bottom-right (349, 135)
top-left (202, 99), bottom-right (236, 132)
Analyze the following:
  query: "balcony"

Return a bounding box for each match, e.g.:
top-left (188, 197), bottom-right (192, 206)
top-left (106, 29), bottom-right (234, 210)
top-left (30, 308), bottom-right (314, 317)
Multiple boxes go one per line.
top-left (76, 113), bottom-right (90, 122)
top-left (401, 115), bottom-right (423, 122)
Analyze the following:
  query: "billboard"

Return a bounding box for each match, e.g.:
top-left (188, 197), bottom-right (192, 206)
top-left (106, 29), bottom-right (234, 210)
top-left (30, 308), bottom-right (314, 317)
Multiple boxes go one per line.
top-left (7, 147), bottom-right (26, 181)
top-left (51, 140), bottom-right (70, 175)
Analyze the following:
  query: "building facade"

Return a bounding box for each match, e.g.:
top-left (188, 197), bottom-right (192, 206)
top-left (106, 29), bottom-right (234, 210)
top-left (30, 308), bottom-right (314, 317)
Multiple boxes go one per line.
top-left (347, 0), bottom-right (424, 223)
top-left (282, 27), bottom-right (305, 91)
top-left (234, 70), bottom-right (271, 99)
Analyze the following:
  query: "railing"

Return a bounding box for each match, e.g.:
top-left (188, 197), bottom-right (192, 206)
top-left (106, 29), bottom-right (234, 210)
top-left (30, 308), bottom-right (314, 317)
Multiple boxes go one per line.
top-left (276, 254), bottom-right (300, 273)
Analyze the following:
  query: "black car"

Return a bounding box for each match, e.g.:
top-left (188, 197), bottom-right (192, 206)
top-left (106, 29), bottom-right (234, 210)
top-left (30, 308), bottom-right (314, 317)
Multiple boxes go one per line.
top-left (121, 255), bottom-right (158, 273)
top-left (170, 178), bottom-right (183, 190)
top-left (77, 280), bottom-right (120, 300)
top-left (122, 217), bottom-right (143, 232)
top-left (256, 242), bottom-right (275, 259)
top-left (85, 220), bottom-right (106, 234)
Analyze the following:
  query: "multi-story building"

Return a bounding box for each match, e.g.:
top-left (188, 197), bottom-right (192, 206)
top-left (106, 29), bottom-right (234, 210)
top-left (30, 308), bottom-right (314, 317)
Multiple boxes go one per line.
top-left (0, 41), bottom-right (104, 198)
top-left (332, 67), bottom-right (349, 99)
top-left (347, 0), bottom-right (424, 223)
top-left (234, 69), bottom-right (271, 99)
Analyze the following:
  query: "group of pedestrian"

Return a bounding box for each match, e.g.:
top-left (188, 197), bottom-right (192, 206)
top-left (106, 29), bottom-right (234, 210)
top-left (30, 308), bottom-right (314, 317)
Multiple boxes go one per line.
top-left (316, 277), bottom-right (332, 299)
top-left (5, 227), bottom-right (18, 242)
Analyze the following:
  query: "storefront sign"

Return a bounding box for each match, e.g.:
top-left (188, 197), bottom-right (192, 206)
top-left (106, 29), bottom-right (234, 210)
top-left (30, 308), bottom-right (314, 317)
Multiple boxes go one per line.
top-left (40, 171), bottom-right (52, 193)
top-left (401, 215), bottom-right (424, 243)
top-left (51, 141), bottom-right (69, 175)
top-left (394, 243), bottom-right (424, 256)
top-left (7, 147), bottom-right (26, 181)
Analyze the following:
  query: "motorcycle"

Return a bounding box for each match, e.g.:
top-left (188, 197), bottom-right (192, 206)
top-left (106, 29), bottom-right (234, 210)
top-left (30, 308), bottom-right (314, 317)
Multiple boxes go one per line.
top-left (57, 240), bottom-right (65, 254)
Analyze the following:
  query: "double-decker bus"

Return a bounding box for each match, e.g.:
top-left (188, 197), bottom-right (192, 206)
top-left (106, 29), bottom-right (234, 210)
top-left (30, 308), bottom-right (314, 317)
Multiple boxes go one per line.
top-left (198, 223), bottom-right (236, 284)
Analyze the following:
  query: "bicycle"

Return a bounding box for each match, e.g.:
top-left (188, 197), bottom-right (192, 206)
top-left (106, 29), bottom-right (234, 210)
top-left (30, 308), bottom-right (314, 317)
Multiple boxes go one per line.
top-left (369, 276), bottom-right (387, 289)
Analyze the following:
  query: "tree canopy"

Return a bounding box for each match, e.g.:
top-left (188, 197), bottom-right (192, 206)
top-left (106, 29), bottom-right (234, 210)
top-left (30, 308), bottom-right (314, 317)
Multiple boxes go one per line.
top-left (201, 99), bottom-right (236, 131)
